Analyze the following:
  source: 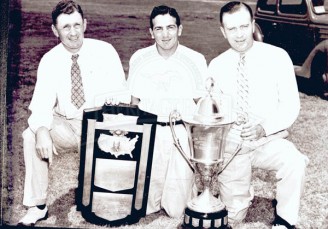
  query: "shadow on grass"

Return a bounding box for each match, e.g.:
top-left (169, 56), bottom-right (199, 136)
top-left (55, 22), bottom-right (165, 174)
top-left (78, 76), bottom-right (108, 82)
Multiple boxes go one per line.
top-left (42, 191), bottom-right (276, 228)
top-left (39, 188), bottom-right (89, 228)
top-left (245, 196), bottom-right (275, 226)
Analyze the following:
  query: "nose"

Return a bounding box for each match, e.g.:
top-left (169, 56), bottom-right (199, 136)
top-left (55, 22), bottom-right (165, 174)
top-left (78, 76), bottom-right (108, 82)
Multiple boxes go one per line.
top-left (69, 27), bottom-right (78, 36)
top-left (162, 28), bottom-right (169, 37)
top-left (236, 28), bottom-right (243, 38)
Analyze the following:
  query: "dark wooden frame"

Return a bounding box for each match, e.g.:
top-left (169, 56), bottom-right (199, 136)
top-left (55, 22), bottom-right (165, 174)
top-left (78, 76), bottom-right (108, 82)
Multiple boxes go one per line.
top-left (76, 104), bottom-right (157, 226)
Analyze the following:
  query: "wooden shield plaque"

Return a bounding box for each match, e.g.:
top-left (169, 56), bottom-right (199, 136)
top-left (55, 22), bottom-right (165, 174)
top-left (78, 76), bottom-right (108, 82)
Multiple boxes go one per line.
top-left (76, 104), bottom-right (157, 226)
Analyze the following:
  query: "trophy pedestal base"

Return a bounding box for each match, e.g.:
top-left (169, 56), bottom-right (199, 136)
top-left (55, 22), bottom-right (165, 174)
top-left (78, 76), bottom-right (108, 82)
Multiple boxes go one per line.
top-left (180, 207), bottom-right (228, 229)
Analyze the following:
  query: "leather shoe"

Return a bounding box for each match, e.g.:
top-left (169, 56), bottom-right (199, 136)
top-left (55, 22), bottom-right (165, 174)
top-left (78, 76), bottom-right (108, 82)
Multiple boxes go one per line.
top-left (17, 206), bottom-right (48, 226)
top-left (272, 226), bottom-right (288, 229)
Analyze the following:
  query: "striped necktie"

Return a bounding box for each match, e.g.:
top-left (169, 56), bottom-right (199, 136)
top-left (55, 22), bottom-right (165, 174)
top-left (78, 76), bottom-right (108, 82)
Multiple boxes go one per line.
top-left (236, 53), bottom-right (249, 125)
top-left (71, 54), bottom-right (85, 109)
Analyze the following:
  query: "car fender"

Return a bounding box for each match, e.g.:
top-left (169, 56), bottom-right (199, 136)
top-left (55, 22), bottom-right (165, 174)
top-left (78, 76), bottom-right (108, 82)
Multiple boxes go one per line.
top-left (294, 39), bottom-right (328, 79)
top-left (253, 23), bottom-right (264, 42)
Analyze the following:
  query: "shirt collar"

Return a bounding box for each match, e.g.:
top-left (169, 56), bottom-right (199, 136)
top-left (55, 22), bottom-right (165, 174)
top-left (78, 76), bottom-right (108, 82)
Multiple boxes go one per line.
top-left (230, 41), bottom-right (259, 61)
top-left (152, 42), bottom-right (181, 60)
top-left (58, 39), bottom-right (86, 58)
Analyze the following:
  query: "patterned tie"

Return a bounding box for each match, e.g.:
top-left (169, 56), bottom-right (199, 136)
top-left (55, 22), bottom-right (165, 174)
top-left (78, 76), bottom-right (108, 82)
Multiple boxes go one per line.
top-left (236, 53), bottom-right (249, 125)
top-left (71, 54), bottom-right (85, 109)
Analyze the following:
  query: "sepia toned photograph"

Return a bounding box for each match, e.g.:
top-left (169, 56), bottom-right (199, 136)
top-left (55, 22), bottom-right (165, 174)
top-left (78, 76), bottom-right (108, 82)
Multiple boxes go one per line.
top-left (1, 0), bottom-right (328, 228)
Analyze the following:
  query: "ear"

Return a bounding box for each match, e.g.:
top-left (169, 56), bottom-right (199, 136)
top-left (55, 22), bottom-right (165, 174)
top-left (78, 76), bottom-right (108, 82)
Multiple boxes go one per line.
top-left (220, 26), bottom-right (227, 39)
top-left (178, 24), bottom-right (183, 36)
top-left (149, 28), bottom-right (155, 39)
top-left (51, 24), bottom-right (59, 38)
top-left (83, 18), bottom-right (87, 32)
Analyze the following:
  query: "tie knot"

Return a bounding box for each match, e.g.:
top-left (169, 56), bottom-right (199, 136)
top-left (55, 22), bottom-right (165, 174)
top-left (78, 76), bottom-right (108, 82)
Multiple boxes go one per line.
top-left (240, 53), bottom-right (245, 61)
top-left (72, 54), bottom-right (79, 63)
top-left (238, 53), bottom-right (246, 67)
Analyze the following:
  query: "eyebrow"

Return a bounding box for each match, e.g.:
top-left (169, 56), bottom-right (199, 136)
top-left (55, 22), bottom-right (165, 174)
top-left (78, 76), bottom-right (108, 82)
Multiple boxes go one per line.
top-left (60, 21), bottom-right (82, 27)
top-left (226, 22), bottom-right (249, 29)
top-left (154, 24), bottom-right (177, 28)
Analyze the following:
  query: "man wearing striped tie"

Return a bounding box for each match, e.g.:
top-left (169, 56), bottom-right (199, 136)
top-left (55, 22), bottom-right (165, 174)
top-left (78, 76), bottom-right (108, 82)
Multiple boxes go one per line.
top-left (17, 0), bottom-right (130, 226)
top-left (208, 1), bottom-right (309, 229)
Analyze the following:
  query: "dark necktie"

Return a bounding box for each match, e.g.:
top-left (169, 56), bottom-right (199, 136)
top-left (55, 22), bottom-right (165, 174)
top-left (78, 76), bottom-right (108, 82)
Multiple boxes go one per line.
top-left (71, 54), bottom-right (85, 109)
top-left (236, 53), bottom-right (249, 125)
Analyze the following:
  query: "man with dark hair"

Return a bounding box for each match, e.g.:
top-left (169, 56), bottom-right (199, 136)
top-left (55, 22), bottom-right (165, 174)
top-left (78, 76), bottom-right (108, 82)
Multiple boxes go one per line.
top-left (127, 5), bottom-right (207, 218)
top-left (18, 0), bottom-right (129, 226)
top-left (149, 5), bottom-right (181, 29)
top-left (208, 1), bottom-right (309, 228)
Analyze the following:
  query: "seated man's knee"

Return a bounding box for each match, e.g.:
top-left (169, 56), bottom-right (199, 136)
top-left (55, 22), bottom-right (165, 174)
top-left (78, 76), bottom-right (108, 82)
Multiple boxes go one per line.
top-left (284, 140), bottom-right (307, 164)
top-left (278, 140), bottom-right (309, 175)
top-left (50, 123), bottom-right (79, 152)
top-left (22, 128), bottom-right (35, 142)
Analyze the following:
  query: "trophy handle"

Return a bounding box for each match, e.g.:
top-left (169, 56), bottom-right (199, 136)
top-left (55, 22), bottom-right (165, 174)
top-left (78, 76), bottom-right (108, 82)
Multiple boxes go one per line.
top-left (218, 142), bottom-right (242, 175)
top-left (169, 110), bottom-right (195, 171)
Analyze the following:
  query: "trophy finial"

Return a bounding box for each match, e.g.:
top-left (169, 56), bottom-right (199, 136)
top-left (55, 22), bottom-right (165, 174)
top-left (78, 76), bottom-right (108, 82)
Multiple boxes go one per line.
top-left (193, 77), bottom-right (222, 123)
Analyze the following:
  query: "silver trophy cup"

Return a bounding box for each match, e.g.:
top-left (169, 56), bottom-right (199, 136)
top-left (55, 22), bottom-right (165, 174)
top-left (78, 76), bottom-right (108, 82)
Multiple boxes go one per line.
top-left (169, 78), bottom-right (235, 228)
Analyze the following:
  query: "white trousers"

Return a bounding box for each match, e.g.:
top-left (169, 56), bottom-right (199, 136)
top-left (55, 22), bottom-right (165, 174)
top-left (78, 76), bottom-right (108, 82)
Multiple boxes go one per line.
top-left (218, 136), bottom-right (309, 226)
top-left (146, 124), bottom-right (195, 218)
top-left (22, 115), bottom-right (81, 206)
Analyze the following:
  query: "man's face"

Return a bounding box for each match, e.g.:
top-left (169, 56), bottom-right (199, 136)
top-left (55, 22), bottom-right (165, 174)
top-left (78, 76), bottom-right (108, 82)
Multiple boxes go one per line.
top-left (220, 7), bottom-right (255, 53)
top-left (51, 11), bottom-right (87, 53)
top-left (149, 13), bottom-right (182, 55)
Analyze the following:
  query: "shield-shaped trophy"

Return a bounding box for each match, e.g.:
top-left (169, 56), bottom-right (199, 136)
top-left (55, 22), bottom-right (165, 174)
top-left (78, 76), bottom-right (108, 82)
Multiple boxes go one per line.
top-left (169, 78), bottom-right (235, 228)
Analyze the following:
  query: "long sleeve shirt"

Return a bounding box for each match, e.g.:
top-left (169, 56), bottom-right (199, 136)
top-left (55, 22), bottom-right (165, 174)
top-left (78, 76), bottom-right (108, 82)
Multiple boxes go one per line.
top-left (208, 41), bottom-right (300, 136)
top-left (28, 38), bottom-right (130, 133)
top-left (127, 44), bottom-right (208, 122)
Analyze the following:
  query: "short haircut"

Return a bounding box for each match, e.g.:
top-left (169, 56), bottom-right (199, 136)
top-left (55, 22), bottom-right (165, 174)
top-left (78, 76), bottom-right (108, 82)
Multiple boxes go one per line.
top-left (149, 5), bottom-right (181, 29)
top-left (52, 0), bottom-right (84, 25)
top-left (219, 1), bottom-right (253, 25)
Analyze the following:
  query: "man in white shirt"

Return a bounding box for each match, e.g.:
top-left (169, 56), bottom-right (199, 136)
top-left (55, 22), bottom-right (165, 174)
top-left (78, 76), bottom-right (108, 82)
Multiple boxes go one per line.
top-left (18, 0), bottom-right (129, 226)
top-left (127, 5), bottom-right (207, 218)
top-left (208, 1), bottom-right (309, 228)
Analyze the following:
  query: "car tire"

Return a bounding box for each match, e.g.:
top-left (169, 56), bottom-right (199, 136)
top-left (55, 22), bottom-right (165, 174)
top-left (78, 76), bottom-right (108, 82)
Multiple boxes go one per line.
top-left (310, 51), bottom-right (328, 98)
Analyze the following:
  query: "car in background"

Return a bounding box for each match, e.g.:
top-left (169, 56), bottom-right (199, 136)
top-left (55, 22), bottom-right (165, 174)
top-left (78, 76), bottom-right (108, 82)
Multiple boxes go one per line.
top-left (254, 0), bottom-right (328, 98)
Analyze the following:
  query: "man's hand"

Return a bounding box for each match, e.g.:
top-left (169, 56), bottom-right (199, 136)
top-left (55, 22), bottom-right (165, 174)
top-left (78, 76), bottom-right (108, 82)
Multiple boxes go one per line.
top-left (35, 127), bottom-right (58, 165)
top-left (105, 97), bottom-right (120, 105)
top-left (240, 122), bottom-right (266, 141)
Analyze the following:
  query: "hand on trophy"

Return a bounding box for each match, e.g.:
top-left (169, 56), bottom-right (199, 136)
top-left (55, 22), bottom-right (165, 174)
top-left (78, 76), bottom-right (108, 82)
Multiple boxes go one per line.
top-left (240, 122), bottom-right (266, 141)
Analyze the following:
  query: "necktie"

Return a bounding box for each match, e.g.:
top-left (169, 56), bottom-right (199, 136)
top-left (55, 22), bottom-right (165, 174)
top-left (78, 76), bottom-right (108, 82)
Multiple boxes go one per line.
top-left (71, 54), bottom-right (85, 109)
top-left (236, 53), bottom-right (249, 125)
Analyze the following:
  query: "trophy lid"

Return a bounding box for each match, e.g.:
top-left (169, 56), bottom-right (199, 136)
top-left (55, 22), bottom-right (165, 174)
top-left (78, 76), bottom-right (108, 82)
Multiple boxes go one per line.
top-left (192, 78), bottom-right (226, 124)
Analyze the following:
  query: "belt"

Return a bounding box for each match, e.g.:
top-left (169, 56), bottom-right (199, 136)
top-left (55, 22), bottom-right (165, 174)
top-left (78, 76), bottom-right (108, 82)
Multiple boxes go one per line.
top-left (156, 120), bottom-right (184, 126)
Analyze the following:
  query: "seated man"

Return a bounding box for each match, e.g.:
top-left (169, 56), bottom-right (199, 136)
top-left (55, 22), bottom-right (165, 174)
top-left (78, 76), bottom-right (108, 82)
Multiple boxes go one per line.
top-left (18, 0), bottom-right (129, 226)
top-left (208, 1), bottom-right (309, 228)
top-left (127, 5), bottom-right (207, 218)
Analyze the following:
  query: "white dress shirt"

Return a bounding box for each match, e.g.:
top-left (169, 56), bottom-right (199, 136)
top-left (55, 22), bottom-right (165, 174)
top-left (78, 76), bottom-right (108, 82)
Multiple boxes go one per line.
top-left (208, 41), bottom-right (300, 136)
top-left (127, 43), bottom-right (208, 122)
top-left (28, 38), bottom-right (130, 133)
